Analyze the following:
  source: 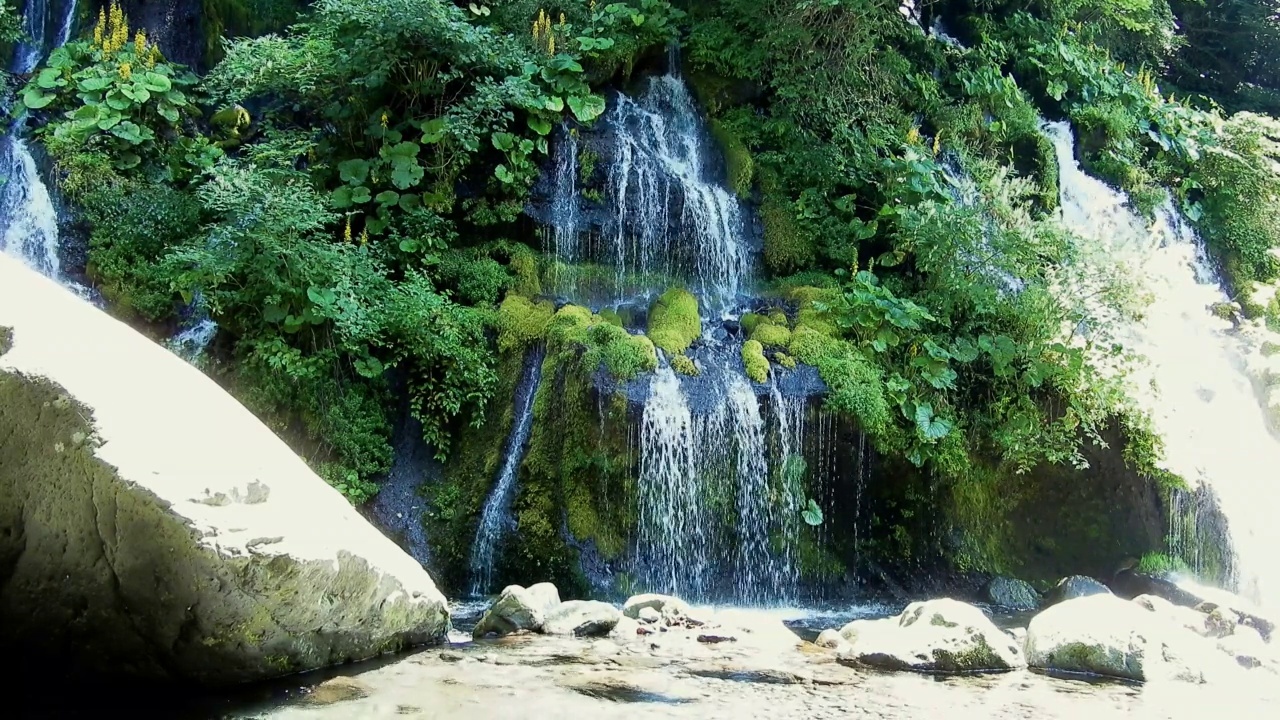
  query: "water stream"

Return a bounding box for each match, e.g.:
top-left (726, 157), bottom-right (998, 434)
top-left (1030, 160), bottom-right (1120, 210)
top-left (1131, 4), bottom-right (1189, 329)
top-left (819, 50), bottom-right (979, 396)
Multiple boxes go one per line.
top-left (468, 346), bottom-right (547, 596)
top-left (1044, 119), bottom-right (1280, 610)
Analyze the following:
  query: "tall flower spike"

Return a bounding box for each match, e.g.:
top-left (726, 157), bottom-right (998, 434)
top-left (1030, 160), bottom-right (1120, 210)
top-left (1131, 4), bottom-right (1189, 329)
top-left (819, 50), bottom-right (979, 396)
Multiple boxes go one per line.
top-left (134, 29), bottom-right (147, 57)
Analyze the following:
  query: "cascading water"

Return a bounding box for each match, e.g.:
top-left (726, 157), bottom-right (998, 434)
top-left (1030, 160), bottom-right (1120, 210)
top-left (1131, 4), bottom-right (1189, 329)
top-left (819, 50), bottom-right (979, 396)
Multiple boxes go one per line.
top-left (727, 375), bottom-right (772, 600)
top-left (547, 69), bottom-right (752, 315)
top-left (468, 346), bottom-right (546, 596)
top-left (1, 0), bottom-right (76, 281)
top-left (1044, 119), bottom-right (1279, 609)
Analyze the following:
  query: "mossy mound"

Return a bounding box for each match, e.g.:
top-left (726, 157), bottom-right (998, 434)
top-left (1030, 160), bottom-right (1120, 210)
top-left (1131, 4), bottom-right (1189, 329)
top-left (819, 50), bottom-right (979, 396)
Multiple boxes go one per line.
top-left (751, 321), bottom-right (791, 349)
top-left (671, 354), bottom-right (699, 376)
top-left (497, 294), bottom-right (555, 352)
top-left (647, 288), bottom-right (701, 356)
top-left (742, 339), bottom-right (769, 383)
top-left (761, 193), bottom-right (816, 276)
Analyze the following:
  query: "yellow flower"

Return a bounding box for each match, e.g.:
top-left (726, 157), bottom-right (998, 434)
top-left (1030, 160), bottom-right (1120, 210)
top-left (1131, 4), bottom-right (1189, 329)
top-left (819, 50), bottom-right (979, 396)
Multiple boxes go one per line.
top-left (906, 126), bottom-right (920, 145)
top-left (559, 13), bottom-right (565, 28)
top-left (134, 29), bottom-right (147, 57)
top-left (359, 229), bottom-right (369, 246)
top-left (344, 217), bottom-right (353, 243)
top-left (93, 9), bottom-right (105, 47)
top-left (148, 46), bottom-right (160, 68)
top-left (548, 35), bottom-right (555, 55)
top-left (380, 112), bottom-right (389, 128)
top-left (932, 132), bottom-right (941, 156)
top-left (119, 62), bottom-right (132, 80)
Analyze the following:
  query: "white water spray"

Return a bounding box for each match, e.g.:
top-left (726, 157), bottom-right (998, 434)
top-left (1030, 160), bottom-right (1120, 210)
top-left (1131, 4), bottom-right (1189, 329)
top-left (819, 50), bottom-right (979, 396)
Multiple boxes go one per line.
top-left (1045, 120), bottom-right (1280, 609)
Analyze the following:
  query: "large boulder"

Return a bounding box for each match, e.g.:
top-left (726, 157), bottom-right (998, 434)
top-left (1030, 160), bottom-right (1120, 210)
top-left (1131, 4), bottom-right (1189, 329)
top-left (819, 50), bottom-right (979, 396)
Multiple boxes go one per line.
top-left (836, 598), bottom-right (1025, 673)
top-left (473, 585), bottom-right (549, 637)
top-left (1026, 594), bottom-right (1239, 683)
top-left (982, 576), bottom-right (1040, 611)
top-left (0, 257), bottom-right (449, 686)
top-left (1045, 575), bottom-right (1111, 606)
top-left (543, 600), bottom-right (622, 637)
top-left (622, 593), bottom-right (691, 621)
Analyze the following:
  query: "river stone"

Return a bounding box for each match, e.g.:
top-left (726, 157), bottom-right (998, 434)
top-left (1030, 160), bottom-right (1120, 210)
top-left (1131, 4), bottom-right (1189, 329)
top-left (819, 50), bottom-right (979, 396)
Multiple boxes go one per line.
top-left (473, 585), bottom-right (547, 637)
top-left (0, 258), bottom-right (449, 686)
top-left (815, 629), bottom-right (847, 649)
top-left (1131, 594), bottom-right (1211, 636)
top-left (982, 576), bottom-right (1040, 611)
top-left (1216, 625), bottom-right (1272, 670)
top-left (1045, 576), bottom-right (1112, 606)
top-left (836, 598), bottom-right (1025, 673)
top-left (543, 600), bottom-right (622, 637)
top-left (527, 582), bottom-right (562, 616)
top-left (1026, 594), bottom-right (1239, 682)
top-left (300, 676), bottom-right (371, 706)
top-left (637, 607), bottom-right (662, 624)
top-left (622, 593), bottom-right (691, 621)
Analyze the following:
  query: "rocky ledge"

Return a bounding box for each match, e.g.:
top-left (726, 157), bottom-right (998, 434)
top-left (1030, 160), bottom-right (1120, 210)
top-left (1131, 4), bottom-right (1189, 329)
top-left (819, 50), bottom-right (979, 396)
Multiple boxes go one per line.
top-left (0, 257), bottom-right (449, 686)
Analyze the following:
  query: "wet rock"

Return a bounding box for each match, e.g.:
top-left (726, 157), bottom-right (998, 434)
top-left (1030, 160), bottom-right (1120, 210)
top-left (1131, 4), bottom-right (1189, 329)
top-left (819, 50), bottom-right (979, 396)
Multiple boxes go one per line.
top-left (0, 258), bottom-right (449, 685)
top-left (300, 677), bottom-right (371, 706)
top-left (1006, 628), bottom-right (1027, 645)
top-left (473, 585), bottom-right (548, 637)
top-left (982, 576), bottom-right (1040, 611)
top-left (1193, 597), bottom-right (1275, 641)
top-left (1045, 576), bottom-right (1112, 606)
top-left (1216, 625), bottom-right (1272, 670)
top-left (610, 616), bottom-right (641, 640)
top-left (1131, 594), bottom-right (1211, 636)
top-left (1205, 607), bottom-right (1242, 639)
top-left (527, 582), bottom-right (562, 616)
top-left (542, 600), bottom-right (622, 637)
top-left (837, 598), bottom-right (1025, 673)
top-left (623, 593), bottom-right (691, 621)
top-left (1109, 569), bottom-right (1202, 607)
top-left (815, 629), bottom-right (847, 650)
top-left (684, 662), bottom-right (808, 684)
top-left (697, 633), bottom-right (739, 644)
top-left (637, 607), bottom-right (662, 624)
top-left (438, 651), bottom-right (465, 663)
top-left (1026, 594), bottom-right (1239, 682)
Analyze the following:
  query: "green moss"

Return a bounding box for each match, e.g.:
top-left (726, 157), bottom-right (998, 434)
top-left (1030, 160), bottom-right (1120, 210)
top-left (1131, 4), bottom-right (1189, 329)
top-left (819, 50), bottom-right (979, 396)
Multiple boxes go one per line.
top-left (546, 304), bottom-right (595, 346)
top-left (647, 288), bottom-right (702, 355)
top-left (761, 193), bottom-right (816, 276)
top-left (578, 147), bottom-right (600, 186)
top-left (671, 354), bottom-right (699, 376)
top-left (598, 308), bottom-right (623, 328)
top-left (497, 294), bottom-right (555, 352)
top-left (740, 312), bottom-right (763, 335)
top-left (1263, 341), bottom-right (1280, 357)
top-left (751, 322), bottom-right (791, 349)
top-left (0, 326), bottom-right (10, 356)
top-left (1136, 552), bottom-right (1190, 576)
top-left (585, 323), bottom-right (658, 379)
top-left (508, 248), bottom-right (543, 297)
top-left (742, 339), bottom-right (769, 383)
top-left (710, 119), bottom-right (754, 198)
top-left (775, 352), bottom-right (797, 370)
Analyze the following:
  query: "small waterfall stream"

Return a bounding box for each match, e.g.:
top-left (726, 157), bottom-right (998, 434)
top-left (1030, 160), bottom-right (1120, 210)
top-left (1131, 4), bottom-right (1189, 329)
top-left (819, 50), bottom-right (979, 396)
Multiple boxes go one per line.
top-left (468, 346), bottom-right (547, 596)
top-left (1045, 120), bottom-right (1280, 609)
top-left (1, 0), bottom-right (76, 281)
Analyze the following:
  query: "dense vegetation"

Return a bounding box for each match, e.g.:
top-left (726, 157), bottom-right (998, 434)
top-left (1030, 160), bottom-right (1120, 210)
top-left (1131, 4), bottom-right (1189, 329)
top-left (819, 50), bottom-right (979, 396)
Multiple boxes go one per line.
top-left (5, 0), bottom-right (1280, 550)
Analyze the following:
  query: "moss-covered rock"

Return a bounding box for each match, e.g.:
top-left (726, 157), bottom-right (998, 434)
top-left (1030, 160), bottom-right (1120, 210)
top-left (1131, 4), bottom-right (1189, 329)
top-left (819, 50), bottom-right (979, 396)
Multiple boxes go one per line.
top-left (710, 119), bottom-right (754, 198)
top-left (671, 354), bottom-right (699, 376)
top-left (751, 321), bottom-right (792, 349)
top-left (761, 193), bottom-right (816, 276)
top-left (647, 288), bottom-right (701, 355)
top-left (740, 312), bottom-right (764, 335)
top-left (742, 339), bottom-right (769, 383)
top-left (497, 294), bottom-right (555, 352)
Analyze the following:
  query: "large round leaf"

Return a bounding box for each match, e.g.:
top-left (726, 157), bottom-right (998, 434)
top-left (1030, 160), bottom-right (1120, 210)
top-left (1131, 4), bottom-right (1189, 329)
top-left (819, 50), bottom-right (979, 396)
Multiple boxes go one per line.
top-left (140, 72), bottom-right (172, 93)
top-left (21, 88), bottom-right (55, 109)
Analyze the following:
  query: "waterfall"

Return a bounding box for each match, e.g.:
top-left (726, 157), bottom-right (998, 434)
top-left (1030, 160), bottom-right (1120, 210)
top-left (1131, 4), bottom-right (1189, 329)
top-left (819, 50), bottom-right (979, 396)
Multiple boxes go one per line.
top-left (727, 374), bottom-right (771, 600)
top-left (0, 0), bottom-right (77, 284)
top-left (1044, 119), bottom-right (1279, 609)
top-left (636, 366), bottom-right (711, 596)
top-left (468, 346), bottom-right (546, 596)
top-left (544, 69), bottom-right (752, 315)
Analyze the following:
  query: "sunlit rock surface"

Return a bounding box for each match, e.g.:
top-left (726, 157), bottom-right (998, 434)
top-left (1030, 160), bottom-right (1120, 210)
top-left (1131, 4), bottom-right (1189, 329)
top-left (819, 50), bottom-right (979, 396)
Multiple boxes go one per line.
top-left (0, 257), bottom-right (449, 685)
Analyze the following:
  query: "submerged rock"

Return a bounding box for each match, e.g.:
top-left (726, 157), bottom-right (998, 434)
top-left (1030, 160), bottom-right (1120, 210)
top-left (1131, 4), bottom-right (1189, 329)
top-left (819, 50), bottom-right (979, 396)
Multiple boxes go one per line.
top-left (1045, 576), bottom-right (1112, 606)
top-left (0, 258), bottom-right (449, 686)
top-left (543, 600), bottom-right (622, 637)
top-left (836, 598), bottom-right (1025, 673)
top-left (815, 629), bottom-right (847, 650)
top-left (982, 576), bottom-right (1040, 611)
top-left (473, 585), bottom-right (550, 637)
top-left (300, 677), bottom-right (372, 706)
top-left (1026, 594), bottom-right (1238, 682)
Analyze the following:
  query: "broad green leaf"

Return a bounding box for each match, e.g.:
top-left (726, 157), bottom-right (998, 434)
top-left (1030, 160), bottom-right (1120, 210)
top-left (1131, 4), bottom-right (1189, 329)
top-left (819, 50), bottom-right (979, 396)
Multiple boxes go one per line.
top-left (338, 158), bottom-right (370, 185)
top-left (97, 114), bottom-right (122, 131)
top-left (387, 141), bottom-right (421, 159)
top-left (331, 186), bottom-right (354, 208)
top-left (491, 132), bottom-right (515, 152)
top-left (263, 304), bottom-right (288, 323)
top-left (36, 68), bottom-right (65, 89)
top-left (567, 93), bottom-right (606, 123)
top-left (544, 96), bottom-right (565, 112)
top-left (157, 102), bottom-right (180, 124)
top-left (527, 116), bottom-right (553, 136)
top-left (306, 287), bottom-right (337, 307)
top-left (421, 117), bottom-right (447, 143)
top-left (105, 90), bottom-right (131, 110)
top-left (351, 186), bottom-right (373, 204)
top-left (376, 190), bottom-right (401, 206)
top-left (77, 75), bottom-right (113, 92)
top-left (141, 72), bottom-right (172, 92)
top-left (495, 164), bottom-right (515, 184)
top-left (21, 88), bottom-right (55, 109)
top-left (390, 160), bottom-right (424, 190)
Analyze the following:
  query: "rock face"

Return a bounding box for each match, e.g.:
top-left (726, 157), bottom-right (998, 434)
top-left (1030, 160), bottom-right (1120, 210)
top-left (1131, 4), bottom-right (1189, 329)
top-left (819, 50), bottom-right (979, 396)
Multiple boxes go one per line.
top-left (1026, 594), bottom-right (1238, 682)
top-left (473, 585), bottom-right (550, 637)
top-left (982, 576), bottom-right (1040, 611)
top-left (0, 258), bottom-right (449, 686)
top-left (836, 598), bottom-right (1025, 673)
top-left (1045, 576), bottom-right (1111, 606)
top-left (543, 600), bottom-right (622, 637)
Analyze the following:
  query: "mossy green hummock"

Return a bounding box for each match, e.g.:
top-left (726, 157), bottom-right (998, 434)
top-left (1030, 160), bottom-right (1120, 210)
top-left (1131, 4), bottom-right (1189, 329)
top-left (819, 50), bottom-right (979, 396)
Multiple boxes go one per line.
top-left (710, 119), bottom-right (754, 198)
top-left (671, 354), bottom-right (699, 376)
top-left (497, 294), bottom-right (554, 352)
top-left (751, 322), bottom-right (791, 349)
top-left (742, 339), bottom-right (769, 383)
top-left (647, 288), bottom-right (701, 355)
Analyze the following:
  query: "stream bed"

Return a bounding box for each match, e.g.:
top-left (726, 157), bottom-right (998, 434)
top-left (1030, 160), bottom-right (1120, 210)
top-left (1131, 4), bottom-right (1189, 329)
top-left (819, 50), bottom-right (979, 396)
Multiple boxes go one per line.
top-left (12, 602), bottom-right (1277, 719)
